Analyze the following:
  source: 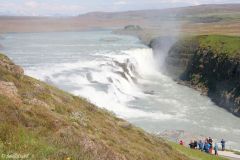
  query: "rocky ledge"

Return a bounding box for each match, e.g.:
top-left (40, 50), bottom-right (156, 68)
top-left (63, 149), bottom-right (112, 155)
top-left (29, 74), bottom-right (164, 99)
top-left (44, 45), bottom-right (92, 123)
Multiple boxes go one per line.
top-left (150, 35), bottom-right (240, 117)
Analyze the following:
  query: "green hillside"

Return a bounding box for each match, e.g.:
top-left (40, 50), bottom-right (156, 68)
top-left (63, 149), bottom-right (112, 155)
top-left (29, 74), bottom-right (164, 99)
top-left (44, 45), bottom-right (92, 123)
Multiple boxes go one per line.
top-left (198, 35), bottom-right (240, 57)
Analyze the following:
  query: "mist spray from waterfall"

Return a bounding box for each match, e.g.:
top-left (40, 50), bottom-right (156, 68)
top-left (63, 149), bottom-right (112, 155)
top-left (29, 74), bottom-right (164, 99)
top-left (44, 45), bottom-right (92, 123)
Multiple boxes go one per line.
top-left (149, 19), bottom-right (182, 74)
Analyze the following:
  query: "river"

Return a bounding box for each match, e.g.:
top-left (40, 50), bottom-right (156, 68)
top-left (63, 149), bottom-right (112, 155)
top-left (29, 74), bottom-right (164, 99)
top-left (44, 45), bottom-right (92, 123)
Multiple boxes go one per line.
top-left (0, 30), bottom-right (239, 149)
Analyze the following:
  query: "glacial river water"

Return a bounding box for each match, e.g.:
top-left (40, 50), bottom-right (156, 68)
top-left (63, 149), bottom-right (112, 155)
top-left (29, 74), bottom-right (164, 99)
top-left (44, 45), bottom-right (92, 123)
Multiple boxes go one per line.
top-left (0, 31), bottom-right (239, 149)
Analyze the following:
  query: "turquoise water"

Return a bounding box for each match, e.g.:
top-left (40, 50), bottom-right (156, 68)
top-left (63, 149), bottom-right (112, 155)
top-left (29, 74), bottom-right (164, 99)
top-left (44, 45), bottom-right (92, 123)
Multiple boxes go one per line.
top-left (1, 31), bottom-right (240, 149)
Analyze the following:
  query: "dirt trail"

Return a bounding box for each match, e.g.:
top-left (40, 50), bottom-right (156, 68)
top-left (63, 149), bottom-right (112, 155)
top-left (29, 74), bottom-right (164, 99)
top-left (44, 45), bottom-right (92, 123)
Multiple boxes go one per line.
top-left (218, 151), bottom-right (240, 160)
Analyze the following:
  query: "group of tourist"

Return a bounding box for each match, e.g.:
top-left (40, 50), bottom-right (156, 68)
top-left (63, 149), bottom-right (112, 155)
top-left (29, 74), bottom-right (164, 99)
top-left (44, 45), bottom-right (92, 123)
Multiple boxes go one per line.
top-left (179, 138), bottom-right (226, 156)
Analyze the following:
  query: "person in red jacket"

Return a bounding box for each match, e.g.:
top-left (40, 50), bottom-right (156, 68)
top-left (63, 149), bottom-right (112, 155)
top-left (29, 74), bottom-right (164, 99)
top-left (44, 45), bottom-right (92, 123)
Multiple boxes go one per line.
top-left (179, 140), bottom-right (184, 145)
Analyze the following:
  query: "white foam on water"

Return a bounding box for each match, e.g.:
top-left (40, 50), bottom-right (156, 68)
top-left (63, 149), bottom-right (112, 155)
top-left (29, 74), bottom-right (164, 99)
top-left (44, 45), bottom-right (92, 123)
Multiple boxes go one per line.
top-left (124, 48), bottom-right (160, 77)
top-left (73, 88), bottom-right (175, 120)
top-left (25, 47), bottom-right (186, 122)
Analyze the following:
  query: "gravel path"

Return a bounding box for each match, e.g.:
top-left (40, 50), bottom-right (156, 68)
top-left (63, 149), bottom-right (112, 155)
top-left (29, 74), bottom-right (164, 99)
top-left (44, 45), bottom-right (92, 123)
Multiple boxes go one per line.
top-left (218, 151), bottom-right (240, 160)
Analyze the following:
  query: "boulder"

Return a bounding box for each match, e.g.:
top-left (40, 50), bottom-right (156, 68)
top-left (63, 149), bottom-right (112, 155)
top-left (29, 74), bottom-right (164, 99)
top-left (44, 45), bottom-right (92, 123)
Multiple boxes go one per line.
top-left (117, 121), bottom-right (132, 129)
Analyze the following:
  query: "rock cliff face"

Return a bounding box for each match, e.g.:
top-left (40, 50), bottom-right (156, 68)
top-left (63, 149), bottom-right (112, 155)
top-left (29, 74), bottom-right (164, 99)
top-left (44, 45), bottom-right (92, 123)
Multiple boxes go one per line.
top-left (150, 35), bottom-right (240, 117)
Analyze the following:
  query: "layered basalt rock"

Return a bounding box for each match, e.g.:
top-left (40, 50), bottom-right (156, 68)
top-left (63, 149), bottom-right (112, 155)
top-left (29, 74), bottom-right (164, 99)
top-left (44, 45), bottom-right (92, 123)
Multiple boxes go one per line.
top-left (150, 36), bottom-right (240, 117)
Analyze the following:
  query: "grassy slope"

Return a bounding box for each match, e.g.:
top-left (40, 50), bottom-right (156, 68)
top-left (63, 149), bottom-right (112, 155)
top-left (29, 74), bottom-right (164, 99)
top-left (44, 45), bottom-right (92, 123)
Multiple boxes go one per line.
top-left (174, 35), bottom-right (240, 58)
top-left (0, 53), bottom-right (191, 160)
top-left (198, 35), bottom-right (240, 57)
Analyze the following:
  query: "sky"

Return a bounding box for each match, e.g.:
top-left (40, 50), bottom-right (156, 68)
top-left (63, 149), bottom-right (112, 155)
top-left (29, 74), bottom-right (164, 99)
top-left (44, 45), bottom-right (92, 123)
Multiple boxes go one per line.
top-left (0, 0), bottom-right (240, 16)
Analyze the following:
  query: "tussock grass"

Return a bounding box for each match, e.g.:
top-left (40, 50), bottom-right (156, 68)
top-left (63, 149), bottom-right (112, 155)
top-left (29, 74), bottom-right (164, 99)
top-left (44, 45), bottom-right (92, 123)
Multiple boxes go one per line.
top-left (172, 35), bottom-right (240, 58)
top-left (0, 123), bottom-right (57, 160)
top-left (198, 35), bottom-right (240, 57)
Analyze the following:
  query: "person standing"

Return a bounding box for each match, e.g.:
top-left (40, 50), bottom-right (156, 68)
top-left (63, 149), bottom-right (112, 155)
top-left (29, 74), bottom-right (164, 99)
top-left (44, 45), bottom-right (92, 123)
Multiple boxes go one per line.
top-left (198, 140), bottom-right (204, 151)
top-left (209, 137), bottom-right (213, 154)
top-left (214, 143), bottom-right (218, 155)
top-left (189, 140), bottom-right (194, 149)
top-left (194, 140), bottom-right (198, 149)
top-left (221, 139), bottom-right (226, 151)
top-left (179, 140), bottom-right (184, 145)
top-left (204, 141), bottom-right (210, 153)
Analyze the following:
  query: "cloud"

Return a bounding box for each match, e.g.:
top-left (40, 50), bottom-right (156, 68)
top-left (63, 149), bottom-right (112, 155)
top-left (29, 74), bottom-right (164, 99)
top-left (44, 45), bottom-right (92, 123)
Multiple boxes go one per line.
top-left (114, 0), bottom-right (128, 5)
top-left (129, 0), bottom-right (201, 6)
top-left (0, 0), bottom-right (85, 16)
top-left (25, 0), bottom-right (38, 8)
top-left (115, 0), bottom-right (239, 6)
top-left (0, 0), bottom-right (239, 16)
top-left (170, 0), bottom-right (200, 5)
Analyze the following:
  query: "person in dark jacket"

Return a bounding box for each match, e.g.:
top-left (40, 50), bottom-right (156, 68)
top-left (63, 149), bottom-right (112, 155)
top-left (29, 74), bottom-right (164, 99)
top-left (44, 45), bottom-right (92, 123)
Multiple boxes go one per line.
top-left (221, 139), bottom-right (226, 151)
top-left (189, 140), bottom-right (194, 149)
top-left (194, 140), bottom-right (198, 149)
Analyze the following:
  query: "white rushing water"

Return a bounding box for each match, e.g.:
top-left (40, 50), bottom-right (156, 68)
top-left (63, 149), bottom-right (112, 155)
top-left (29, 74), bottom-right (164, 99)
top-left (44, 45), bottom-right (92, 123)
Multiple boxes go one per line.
top-left (0, 31), bottom-right (239, 149)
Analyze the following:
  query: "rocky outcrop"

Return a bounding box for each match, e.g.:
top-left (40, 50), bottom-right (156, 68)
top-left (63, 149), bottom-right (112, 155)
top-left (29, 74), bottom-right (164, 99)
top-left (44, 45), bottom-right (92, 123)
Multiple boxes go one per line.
top-left (180, 49), bottom-right (240, 116)
top-left (0, 54), bottom-right (24, 78)
top-left (151, 36), bottom-right (240, 117)
top-left (124, 25), bottom-right (142, 31)
top-left (0, 81), bottom-right (21, 103)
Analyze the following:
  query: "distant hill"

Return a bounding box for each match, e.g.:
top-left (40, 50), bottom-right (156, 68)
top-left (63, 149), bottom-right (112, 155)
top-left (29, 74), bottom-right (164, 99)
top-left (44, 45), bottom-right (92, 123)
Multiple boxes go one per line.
top-left (80, 4), bottom-right (240, 20)
top-left (0, 4), bottom-right (239, 35)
